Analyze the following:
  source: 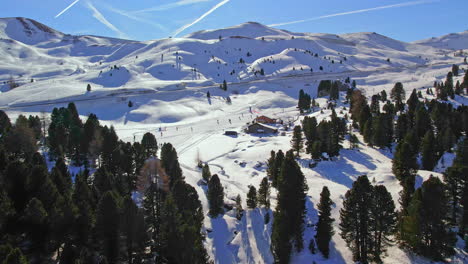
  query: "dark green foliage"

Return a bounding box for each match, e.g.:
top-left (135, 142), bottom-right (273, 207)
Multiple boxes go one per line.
top-left (141, 132), bottom-right (158, 158)
top-left (421, 130), bottom-right (437, 170)
top-left (391, 82), bottom-right (405, 107)
top-left (316, 186), bottom-right (334, 258)
top-left (329, 81), bottom-right (339, 101)
top-left (370, 185), bottom-right (397, 261)
top-left (160, 143), bottom-right (184, 188)
top-left (340, 176), bottom-right (397, 263)
top-left (392, 140), bottom-right (417, 210)
top-left (340, 176), bottom-right (373, 263)
top-left (273, 150), bottom-right (284, 188)
top-left (271, 150), bottom-right (307, 263)
top-left (400, 177), bottom-right (456, 260)
top-left (452, 64), bottom-right (459, 76)
top-left (235, 194), bottom-right (243, 220)
top-left (202, 163), bottom-right (211, 182)
top-left (247, 186), bottom-right (257, 209)
top-left (0, 110), bottom-right (11, 137)
top-left (96, 191), bottom-right (121, 263)
top-left (298, 89), bottom-right (311, 112)
top-left (266, 150), bottom-right (277, 183)
top-left (2, 248), bottom-right (28, 264)
top-left (257, 177), bottom-right (270, 208)
top-left (291, 125), bottom-right (303, 157)
top-left (208, 174), bottom-right (224, 217)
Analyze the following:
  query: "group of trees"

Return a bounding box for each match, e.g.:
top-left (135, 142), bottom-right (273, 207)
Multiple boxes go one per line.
top-left (271, 150), bottom-right (308, 263)
top-left (300, 110), bottom-right (346, 159)
top-left (298, 89), bottom-right (312, 113)
top-left (340, 176), bottom-right (397, 263)
top-left (347, 75), bottom-right (468, 261)
top-left (0, 106), bottom-right (209, 263)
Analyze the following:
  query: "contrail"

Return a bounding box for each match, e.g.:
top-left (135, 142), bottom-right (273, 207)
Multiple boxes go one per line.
top-left (172, 0), bottom-right (230, 37)
top-left (85, 1), bottom-right (127, 39)
top-left (103, 4), bottom-right (167, 31)
top-left (55, 0), bottom-right (80, 18)
top-left (268, 0), bottom-right (439, 27)
top-left (133, 0), bottom-right (211, 14)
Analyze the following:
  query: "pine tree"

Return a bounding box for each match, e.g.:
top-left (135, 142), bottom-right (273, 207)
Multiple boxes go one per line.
top-left (370, 185), bottom-right (397, 261)
top-left (316, 186), bottom-right (334, 258)
top-left (421, 130), bottom-right (436, 170)
top-left (247, 186), bottom-right (257, 209)
top-left (330, 81), bottom-right (339, 101)
top-left (235, 194), bottom-right (243, 220)
top-left (273, 150), bottom-right (284, 188)
top-left (202, 163), bottom-right (211, 182)
top-left (208, 174), bottom-right (224, 217)
top-left (271, 150), bottom-right (307, 263)
top-left (141, 132), bottom-right (158, 158)
top-left (291, 125), bottom-right (303, 157)
top-left (257, 177), bottom-right (270, 208)
top-left (266, 150), bottom-right (277, 182)
top-left (96, 191), bottom-right (121, 263)
top-left (160, 143), bottom-right (184, 188)
top-left (340, 176), bottom-right (373, 263)
top-left (393, 140), bottom-right (417, 210)
top-left (391, 82), bottom-right (405, 102)
top-left (86, 84), bottom-right (91, 92)
top-left (401, 176), bottom-right (456, 260)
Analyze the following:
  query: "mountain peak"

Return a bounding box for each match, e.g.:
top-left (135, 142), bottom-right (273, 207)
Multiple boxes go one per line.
top-left (0, 17), bottom-right (63, 45)
top-left (184, 21), bottom-right (292, 40)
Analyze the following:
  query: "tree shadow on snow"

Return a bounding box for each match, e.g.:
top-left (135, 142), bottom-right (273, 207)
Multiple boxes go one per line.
top-left (209, 216), bottom-right (238, 263)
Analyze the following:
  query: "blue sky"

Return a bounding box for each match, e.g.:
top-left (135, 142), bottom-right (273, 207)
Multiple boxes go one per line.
top-left (2, 0), bottom-right (467, 41)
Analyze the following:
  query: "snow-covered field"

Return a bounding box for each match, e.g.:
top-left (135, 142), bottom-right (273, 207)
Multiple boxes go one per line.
top-left (1, 17), bottom-right (467, 263)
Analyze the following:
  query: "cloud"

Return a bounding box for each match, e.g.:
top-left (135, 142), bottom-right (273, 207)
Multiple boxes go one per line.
top-left (55, 0), bottom-right (80, 18)
top-left (132, 0), bottom-right (212, 14)
top-left (268, 0), bottom-right (440, 27)
top-left (172, 0), bottom-right (230, 37)
top-left (85, 1), bottom-right (128, 39)
top-left (102, 4), bottom-right (167, 31)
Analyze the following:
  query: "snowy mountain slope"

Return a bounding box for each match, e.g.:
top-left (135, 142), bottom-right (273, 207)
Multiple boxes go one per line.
top-left (0, 18), bottom-right (467, 264)
top-left (414, 30), bottom-right (468, 50)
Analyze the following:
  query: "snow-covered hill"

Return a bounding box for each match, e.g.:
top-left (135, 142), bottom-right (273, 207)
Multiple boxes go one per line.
top-left (0, 18), bottom-right (467, 264)
top-left (414, 30), bottom-right (468, 50)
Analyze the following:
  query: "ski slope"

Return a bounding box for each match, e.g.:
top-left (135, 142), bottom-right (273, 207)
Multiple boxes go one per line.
top-left (0, 17), bottom-right (467, 263)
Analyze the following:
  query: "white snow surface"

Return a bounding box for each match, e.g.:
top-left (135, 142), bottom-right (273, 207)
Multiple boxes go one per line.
top-left (1, 18), bottom-right (467, 263)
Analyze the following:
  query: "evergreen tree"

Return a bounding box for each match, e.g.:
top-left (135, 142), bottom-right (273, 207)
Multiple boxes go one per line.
top-left (273, 150), bottom-right (284, 188)
top-left (391, 82), bottom-right (405, 103)
top-left (316, 186), bottom-right (334, 258)
top-left (235, 194), bottom-right (243, 220)
top-left (400, 176), bottom-right (456, 260)
top-left (421, 130), bottom-right (437, 170)
top-left (202, 163), bottom-right (211, 182)
top-left (247, 186), bottom-right (257, 209)
top-left (370, 185), bottom-right (397, 261)
top-left (291, 125), bottom-right (303, 157)
top-left (340, 176), bottom-right (373, 263)
top-left (266, 150), bottom-right (277, 182)
top-left (141, 132), bottom-right (158, 158)
top-left (160, 143), bottom-right (184, 188)
top-left (452, 64), bottom-right (459, 76)
top-left (257, 177), bottom-right (270, 208)
top-left (330, 81), bottom-right (339, 101)
top-left (393, 140), bottom-right (417, 210)
top-left (208, 174), bottom-right (224, 217)
top-left (95, 191), bottom-right (121, 263)
top-left (271, 150), bottom-right (307, 263)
